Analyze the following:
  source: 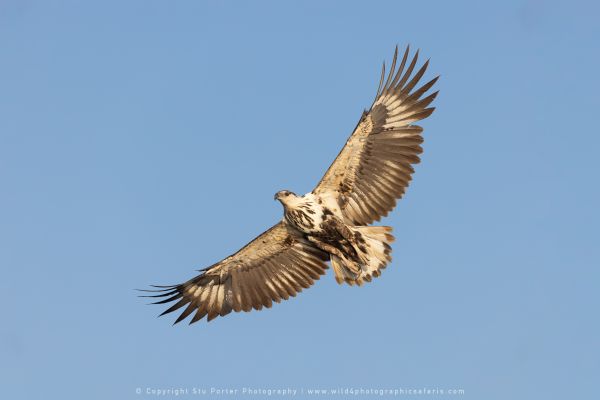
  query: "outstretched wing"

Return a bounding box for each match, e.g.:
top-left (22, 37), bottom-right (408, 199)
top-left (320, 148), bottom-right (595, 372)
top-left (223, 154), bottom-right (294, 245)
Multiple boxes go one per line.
top-left (313, 46), bottom-right (438, 225)
top-left (141, 222), bottom-right (329, 324)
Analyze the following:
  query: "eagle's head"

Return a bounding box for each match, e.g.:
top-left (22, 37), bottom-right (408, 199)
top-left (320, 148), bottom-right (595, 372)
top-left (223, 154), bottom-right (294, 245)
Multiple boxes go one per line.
top-left (274, 190), bottom-right (297, 205)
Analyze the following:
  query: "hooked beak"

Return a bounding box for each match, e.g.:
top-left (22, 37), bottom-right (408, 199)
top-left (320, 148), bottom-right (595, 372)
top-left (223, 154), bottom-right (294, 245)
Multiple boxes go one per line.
top-left (274, 194), bottom-right (278, 201)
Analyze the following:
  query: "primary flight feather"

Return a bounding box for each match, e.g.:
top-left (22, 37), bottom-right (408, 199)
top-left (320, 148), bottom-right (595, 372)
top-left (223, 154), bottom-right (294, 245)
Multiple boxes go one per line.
top-left (140, 45), bottom-right (438, 324)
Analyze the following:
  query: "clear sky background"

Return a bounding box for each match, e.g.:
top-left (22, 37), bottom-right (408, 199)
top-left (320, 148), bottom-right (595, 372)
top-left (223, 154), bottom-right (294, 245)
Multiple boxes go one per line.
top-left (1, 1), bottom-right (598, 399)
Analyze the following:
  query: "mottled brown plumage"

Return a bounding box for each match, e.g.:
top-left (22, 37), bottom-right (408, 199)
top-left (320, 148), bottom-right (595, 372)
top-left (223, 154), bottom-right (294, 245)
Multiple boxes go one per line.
top-left (140, 45), bottom-right (438, 324)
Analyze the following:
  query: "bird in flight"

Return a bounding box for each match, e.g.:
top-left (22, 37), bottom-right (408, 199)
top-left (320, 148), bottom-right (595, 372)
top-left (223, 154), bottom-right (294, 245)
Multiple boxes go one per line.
top-left (140, 45), bottom-right (438, 324)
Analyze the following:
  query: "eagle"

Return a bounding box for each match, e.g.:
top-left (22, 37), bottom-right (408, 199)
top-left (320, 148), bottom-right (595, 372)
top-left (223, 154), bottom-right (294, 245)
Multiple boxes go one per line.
top-left (140, 45), bottom-right (438, 324)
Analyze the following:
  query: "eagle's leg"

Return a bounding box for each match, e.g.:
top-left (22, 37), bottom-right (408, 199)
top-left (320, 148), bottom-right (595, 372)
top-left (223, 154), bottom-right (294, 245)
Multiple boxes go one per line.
top-left (306, 236), bottom-right (344, 261)
top-left (306, 236), bottom-right (362, 285)
top-left (309, 215), bottom-right (395, 286)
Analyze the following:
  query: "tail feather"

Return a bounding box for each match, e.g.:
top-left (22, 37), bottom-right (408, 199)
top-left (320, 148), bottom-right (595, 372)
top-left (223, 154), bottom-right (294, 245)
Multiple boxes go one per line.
top-left (331, 226), bottom-right (395, 286)
top-left (331, 255), bottom-right (360, 285)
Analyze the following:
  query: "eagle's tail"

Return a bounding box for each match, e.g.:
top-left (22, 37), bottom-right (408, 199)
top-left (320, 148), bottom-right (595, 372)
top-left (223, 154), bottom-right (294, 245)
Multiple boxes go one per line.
top-left (331, 226), bottom-right (394, 286)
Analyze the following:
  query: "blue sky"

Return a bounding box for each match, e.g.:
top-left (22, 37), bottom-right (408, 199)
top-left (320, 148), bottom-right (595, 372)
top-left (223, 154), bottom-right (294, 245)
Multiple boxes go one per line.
top-left (1, 1), bottom-right (598, 399)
